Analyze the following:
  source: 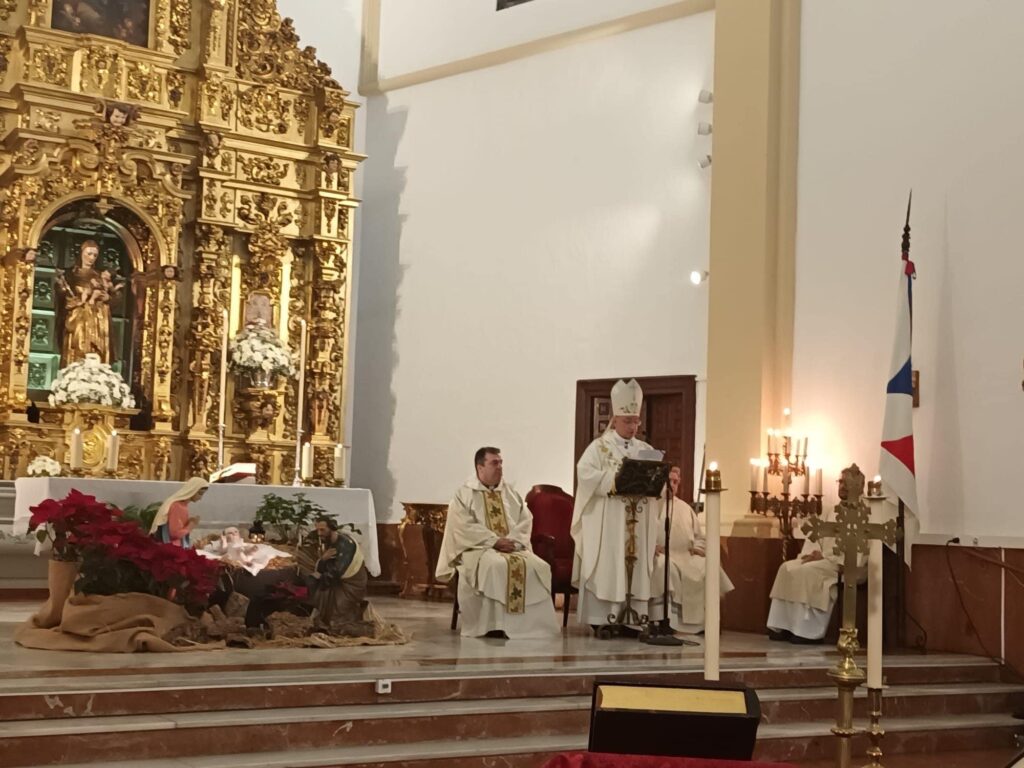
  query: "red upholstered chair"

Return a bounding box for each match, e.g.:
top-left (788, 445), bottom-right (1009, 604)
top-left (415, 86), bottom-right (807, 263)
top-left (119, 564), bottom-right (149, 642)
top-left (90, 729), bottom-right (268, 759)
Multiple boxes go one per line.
top-left (526, 484), bottom-right (577, 627)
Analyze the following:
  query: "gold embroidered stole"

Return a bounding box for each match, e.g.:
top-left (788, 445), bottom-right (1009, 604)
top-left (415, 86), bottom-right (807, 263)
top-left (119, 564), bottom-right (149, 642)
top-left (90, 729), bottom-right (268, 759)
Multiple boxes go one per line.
top-left (482, 489), bottom-right (526, 614)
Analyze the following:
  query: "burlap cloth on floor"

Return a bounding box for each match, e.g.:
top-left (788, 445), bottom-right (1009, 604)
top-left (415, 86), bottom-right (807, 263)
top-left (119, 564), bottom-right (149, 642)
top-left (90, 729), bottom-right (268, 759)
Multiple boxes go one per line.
top-left (14, 592), bottom-right (224, 653)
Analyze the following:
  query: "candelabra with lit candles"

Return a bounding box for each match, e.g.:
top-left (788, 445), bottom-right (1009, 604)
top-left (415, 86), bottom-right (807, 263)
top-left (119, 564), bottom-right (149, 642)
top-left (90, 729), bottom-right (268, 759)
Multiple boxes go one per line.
top-left (748, 409), bottom-right (824, 550)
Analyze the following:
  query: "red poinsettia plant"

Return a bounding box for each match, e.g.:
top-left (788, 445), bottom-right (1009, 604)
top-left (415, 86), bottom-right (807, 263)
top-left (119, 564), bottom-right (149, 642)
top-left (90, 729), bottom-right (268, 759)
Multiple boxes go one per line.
top-left (29, 491), bottom-right (223, 611)
top-left (28, 489), bottom-right (114, 561)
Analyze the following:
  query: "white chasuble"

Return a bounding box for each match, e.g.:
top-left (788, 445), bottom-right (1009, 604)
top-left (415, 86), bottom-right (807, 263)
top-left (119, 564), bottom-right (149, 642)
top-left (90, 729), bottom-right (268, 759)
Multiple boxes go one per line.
top-left (766, 508), bottom-right (855, 640)
top-left (650, 499), bottom-right (735, 631)
top-left (437, 478), bottom-right (557, 638)
top-left (570, 431), bottom-right (664, 626)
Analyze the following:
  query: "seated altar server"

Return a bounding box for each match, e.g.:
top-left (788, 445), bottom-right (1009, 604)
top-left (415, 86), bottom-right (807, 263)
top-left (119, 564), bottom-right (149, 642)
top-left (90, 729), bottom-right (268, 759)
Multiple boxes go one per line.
top-left (650, 466), bottom-right (734, 633)
top-left (571, 379), bottom-right (665, 632)
top-left (766, 506), bottom-right (843, 644)
top-left (436, 447), bottom-right (559, 639)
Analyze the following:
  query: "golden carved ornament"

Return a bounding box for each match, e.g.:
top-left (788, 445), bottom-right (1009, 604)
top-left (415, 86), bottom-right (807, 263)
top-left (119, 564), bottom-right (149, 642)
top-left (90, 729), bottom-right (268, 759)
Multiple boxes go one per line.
top-left (127, 62), bottom-right (163, 103)
top-left (169, 0), bottom-right (192, 56)
top-left (283, 249), bottom-right (309, 441)
top-left (11, 261), bottom-right (32, 374)
top-left (234, 0), bottom-right (339, 91)
top-left (239, 154), bottom-right (288, 186)
top-left (238, 191), bottom-right (293, 295)
top-left (153, 437), bottom-right (172, 481)
top-left (202, 72), bottom-right (235, 123)
top-left (189, 438), bottom-right (216, 479)
top-left (0, 0), bottom-right (15, 20)
top-left (238, 85), bottom-right (292, 135)
top-left (31, 46), bottom-right (70, 88)
top-left (319, 90), bottom-right (351, 147)
top-left (81, 46), bottom-right (123, 98)
top-left (0, 36), bottom-right (12, 78)
top-left (27, 0), bottom-right (48, 26)
top-left (167, 72), bottom-right (185, 109)
top-left (32, 109), bottom-right (62, 133)
top-left (205, 0), bottom-right (228, 62)
top-left (13, 139), bottom-right (43, 168)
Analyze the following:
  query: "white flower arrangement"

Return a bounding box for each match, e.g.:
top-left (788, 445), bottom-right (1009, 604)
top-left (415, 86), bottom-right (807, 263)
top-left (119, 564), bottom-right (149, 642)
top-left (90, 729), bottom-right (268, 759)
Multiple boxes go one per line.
top-left (229, 319), bottom-right (298, 379)
top-left (27, 456), bottom-right (62, 477)
top-left (48, 354), bottom-right (136, 409)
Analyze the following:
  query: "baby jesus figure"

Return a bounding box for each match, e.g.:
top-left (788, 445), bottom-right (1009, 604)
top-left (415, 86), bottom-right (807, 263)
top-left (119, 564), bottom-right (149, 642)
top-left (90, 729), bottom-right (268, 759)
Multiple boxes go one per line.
top-left (200, 526), bottom-right (291, 575)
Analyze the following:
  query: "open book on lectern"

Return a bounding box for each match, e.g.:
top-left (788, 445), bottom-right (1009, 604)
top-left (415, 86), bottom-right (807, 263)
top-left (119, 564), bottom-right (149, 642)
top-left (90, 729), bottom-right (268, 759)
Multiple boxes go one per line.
top-left (613, 454), bottom-right (671, 498)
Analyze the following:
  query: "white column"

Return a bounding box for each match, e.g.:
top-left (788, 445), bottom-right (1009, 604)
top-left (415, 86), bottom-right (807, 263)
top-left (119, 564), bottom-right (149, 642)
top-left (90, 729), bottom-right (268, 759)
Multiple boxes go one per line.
top-left (704, 488), bottom-right (723, 681)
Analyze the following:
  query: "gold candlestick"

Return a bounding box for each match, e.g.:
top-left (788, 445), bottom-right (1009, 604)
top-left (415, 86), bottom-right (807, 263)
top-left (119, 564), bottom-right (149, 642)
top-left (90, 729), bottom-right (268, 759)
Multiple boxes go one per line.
top-left (860, 687), bottom-right (886, 768)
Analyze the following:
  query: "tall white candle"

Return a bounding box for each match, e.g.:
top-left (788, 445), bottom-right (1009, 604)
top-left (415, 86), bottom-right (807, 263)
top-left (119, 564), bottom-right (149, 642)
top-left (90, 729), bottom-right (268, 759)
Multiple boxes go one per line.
top-left (301, 442), bottom-right (313, 480)
top-left (749, 459), bottom-right (759, 492)
top-left (69, 428), bottom-right (83, 469)
top-left (294, 319), bottom-right (307, 477)
top-left (866, 496), bottom-right (885, 688)
top-left (761, 462), bottom-right (768, 493)
top-left (802, 463), bottom-right (811, 496)
top-left (814, 468), bottom-right (823, 495)
top-left (334, 444), bottom-right (347, 483)
top-left (766, 429), bottom-right (774, 455)
top-left (105, 430), bottom-right (119, 472)
top-left (218, 309), bottom-right (228, 427)
top-left (704, 479), bottom-right (723, 682)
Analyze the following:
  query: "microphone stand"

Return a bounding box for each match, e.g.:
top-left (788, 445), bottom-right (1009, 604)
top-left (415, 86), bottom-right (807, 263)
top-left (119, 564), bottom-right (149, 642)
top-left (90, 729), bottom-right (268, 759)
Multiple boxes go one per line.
top-left (642, 468), bottom-right (693, 646)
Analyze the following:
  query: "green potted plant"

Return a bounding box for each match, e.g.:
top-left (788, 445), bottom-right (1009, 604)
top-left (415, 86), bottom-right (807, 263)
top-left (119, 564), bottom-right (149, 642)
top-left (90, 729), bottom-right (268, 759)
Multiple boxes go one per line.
top-left (254, 492), bottom-right (327, 544)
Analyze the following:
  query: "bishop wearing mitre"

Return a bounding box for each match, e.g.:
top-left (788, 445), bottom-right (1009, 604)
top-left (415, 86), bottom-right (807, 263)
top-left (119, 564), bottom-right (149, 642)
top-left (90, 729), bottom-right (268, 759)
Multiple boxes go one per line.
top-left (436, 447), bottom-right (559, 639)
top-left (571, 379), bottom-right (664, 632)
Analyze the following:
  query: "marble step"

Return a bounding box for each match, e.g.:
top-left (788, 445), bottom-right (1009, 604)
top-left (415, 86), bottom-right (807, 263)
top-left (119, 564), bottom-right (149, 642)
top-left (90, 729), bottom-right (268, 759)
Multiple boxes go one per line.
top-left (0, 656), bottom-right (1003, 722)
top-left (0, 685), bottom-right (1021, 767)
top-left (761, 681), bottom-right (1024, 723)
top-left (34, 715), bottom-right (1024, 768)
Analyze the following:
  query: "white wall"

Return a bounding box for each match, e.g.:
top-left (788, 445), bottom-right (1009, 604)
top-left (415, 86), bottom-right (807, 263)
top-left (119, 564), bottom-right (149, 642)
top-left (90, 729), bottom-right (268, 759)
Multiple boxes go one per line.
top-left (378, 0), bottom-right (685, 80)
top-left (793, 0), bottom-right (1024, 539)
top-left (356, 12), bottom-right (714, 521)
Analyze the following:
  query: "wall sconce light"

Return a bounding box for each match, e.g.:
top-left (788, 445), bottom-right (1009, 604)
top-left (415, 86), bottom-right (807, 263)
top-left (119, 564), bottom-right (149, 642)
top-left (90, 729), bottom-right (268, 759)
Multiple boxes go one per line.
top-left (690, 270), bottom-right (709, 286)
top-left (698, 89), bottom-right (714, 104)
top-left (697, 154), bottom-right (712, 169)
top-left (697, 122), bottom-right (713, 135)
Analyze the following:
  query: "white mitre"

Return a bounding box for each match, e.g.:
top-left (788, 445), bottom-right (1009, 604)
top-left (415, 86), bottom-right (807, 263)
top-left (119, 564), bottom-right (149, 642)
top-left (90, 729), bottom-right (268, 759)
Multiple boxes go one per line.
top-left (610, 378), bottom-right (642, 416)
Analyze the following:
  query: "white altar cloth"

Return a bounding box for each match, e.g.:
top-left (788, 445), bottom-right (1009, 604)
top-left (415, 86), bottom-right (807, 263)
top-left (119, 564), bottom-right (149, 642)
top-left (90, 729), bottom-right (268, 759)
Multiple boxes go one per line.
top-left (10, 478), bottom-right (380, 577)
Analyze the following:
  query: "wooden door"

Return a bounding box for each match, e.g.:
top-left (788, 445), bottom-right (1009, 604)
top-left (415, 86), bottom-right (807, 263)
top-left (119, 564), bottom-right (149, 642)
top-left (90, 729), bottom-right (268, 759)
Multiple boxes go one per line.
top-left (574, 376), bottom-right (697, 503)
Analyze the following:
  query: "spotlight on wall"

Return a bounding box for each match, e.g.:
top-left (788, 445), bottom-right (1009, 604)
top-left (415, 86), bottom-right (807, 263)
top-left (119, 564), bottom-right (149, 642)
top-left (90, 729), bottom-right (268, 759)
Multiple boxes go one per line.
top-left (690, 270), bottom-right (709, 286)
top-left (697, 122), bottom-right (713, 136)
top-left (697, 154), bottom-right (712, 169)
top-left (698, 89), bottom-right (714, 104)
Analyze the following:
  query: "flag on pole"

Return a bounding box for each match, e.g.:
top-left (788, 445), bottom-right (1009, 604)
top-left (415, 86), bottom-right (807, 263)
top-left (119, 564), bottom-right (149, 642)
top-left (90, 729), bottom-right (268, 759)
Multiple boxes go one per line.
top-left (879, 193), bottom-right (920, 563)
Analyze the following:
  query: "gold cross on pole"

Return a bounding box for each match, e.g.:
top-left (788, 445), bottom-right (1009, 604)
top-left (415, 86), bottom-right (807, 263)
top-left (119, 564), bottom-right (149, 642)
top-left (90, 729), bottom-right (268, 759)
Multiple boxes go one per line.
top-left (800, 464), bottom-right (898, 768)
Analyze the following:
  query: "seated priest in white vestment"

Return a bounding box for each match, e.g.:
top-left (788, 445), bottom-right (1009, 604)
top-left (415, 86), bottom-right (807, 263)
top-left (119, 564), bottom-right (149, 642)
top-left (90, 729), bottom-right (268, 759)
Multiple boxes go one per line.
top-left (571, 379), bottom-right (665, 634)
top-left (766, 505), bottom-right (849, 644)
top-left (650, 466), bottom-right (734, 634)
top-left (436, 447), bottom-right (559, 639)
top-left (767, 468), bottom-right (869, 643)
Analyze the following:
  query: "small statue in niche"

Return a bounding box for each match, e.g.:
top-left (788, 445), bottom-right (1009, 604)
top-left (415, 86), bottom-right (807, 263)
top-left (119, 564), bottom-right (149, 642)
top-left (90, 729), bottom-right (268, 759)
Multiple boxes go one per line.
top-left (320, 153), bottom-right (341, 190)
top-left (56, 239), bottom-right (124, 364)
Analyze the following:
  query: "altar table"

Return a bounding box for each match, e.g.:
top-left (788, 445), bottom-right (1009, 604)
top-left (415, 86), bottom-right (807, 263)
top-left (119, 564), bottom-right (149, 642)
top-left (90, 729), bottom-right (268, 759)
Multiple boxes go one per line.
top-left (10, 478), bottom-right (380, 576)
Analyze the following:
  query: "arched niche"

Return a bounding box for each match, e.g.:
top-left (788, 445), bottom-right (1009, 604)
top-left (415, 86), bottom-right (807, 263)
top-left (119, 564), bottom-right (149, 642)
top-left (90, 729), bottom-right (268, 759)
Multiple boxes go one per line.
top-left (26, 198), bottom-right (165, 429)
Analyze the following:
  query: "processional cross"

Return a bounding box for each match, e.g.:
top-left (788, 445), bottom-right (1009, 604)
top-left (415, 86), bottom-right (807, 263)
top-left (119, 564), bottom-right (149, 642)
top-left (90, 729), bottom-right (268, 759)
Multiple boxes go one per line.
top-left (802, 463), bottom-right (898, 768)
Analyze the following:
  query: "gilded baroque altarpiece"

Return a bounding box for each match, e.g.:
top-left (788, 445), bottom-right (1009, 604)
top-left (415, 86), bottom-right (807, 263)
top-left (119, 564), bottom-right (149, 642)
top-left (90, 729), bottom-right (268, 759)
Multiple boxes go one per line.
top-left (0, 0), bottom-right (362, 484)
